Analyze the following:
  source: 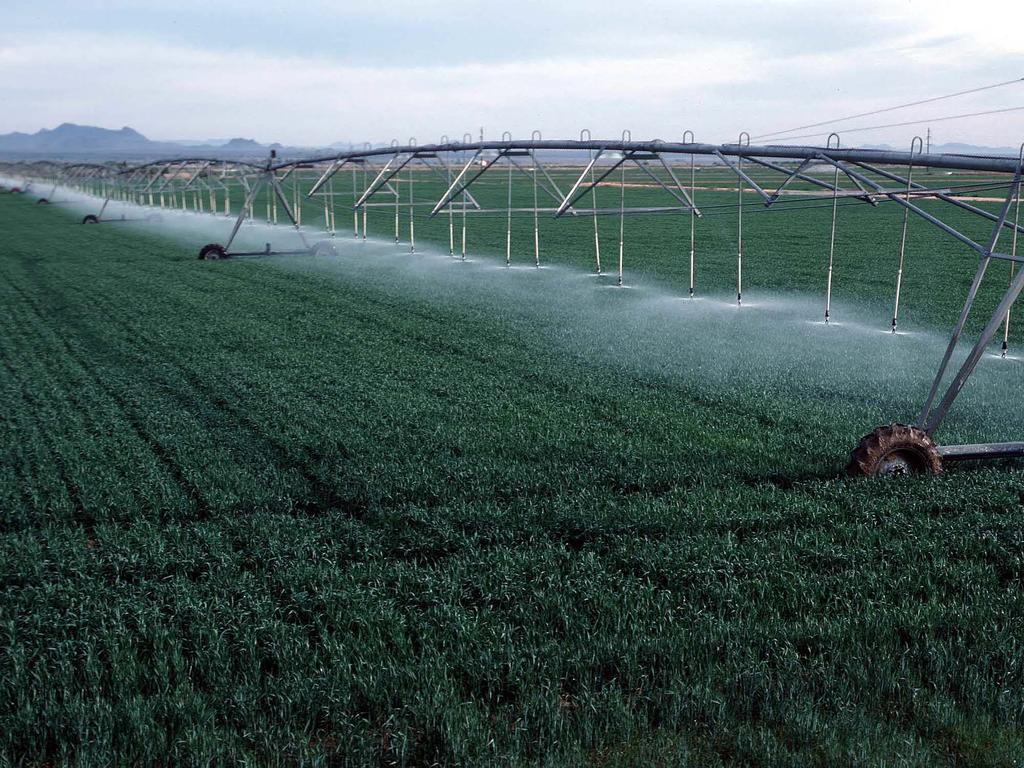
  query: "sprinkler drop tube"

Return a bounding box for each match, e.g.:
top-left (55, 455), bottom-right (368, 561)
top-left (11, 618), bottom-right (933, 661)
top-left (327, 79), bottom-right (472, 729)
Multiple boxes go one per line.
top-left (618, 161), bottom-right (625, 287)
top-left (689, 149), bottom-right (696, 297)
top-left (506, 153), bottom-right (513, 267)
top-left (532, 160), bottom-right (540, 268)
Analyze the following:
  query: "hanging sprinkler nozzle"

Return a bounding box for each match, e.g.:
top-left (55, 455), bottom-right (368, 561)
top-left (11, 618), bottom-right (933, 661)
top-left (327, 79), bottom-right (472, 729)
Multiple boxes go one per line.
top-left (1002, 340), bottom-right (1009, 359)
top-left (891, 317), bottom-right (898, 334)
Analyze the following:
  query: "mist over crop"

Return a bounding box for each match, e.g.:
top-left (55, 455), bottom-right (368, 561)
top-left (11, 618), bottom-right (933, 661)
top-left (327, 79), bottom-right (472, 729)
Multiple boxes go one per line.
top-left (40, 181), bottom-right (1020, 452)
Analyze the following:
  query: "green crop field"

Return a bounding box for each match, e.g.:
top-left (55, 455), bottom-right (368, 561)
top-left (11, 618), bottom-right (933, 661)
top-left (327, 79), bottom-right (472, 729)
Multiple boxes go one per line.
top-left (3, 177), bottom-right (1024, 766)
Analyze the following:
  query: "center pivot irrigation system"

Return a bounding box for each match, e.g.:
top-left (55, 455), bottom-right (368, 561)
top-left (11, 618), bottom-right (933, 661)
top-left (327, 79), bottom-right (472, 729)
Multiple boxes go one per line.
top-left (5, 132), bottom-right (1024, 478)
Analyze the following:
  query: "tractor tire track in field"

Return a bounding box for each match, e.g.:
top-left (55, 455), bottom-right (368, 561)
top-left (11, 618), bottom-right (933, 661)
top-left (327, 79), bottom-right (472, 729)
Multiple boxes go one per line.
top-left (202, 260), bottom-right (830, 481)
top-left (88, 248), bottom-right (830, 493)
top-left (2, 306), bottom-right (155, 519)
top-left (202, 262), bottom-right (667, 435)
top-left (0, 353), bottom-right (76, 520)
top-left (4, 272), bottom-right (213, 519)
top-left (0, 267), bottom-right (158, 518)
top-left (0, 267), bottom-right (97, 519)
top-left (96, 260), bottom-right (676, 499)
top-left (14, 256), bottom-right (370, 518)
top-left (0, 331), bottom-right (87, 523)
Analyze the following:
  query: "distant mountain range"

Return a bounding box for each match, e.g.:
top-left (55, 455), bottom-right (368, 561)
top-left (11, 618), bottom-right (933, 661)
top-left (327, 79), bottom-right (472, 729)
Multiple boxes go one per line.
top-left (1, 123), bottom-right (1019, 161)
top-left (0, 123), bottom-right (297, 159)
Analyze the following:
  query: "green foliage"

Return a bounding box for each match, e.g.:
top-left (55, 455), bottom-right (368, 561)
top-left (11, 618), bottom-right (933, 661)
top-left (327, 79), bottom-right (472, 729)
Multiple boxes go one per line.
top-left (2, 187), bottom-right (1024, 766)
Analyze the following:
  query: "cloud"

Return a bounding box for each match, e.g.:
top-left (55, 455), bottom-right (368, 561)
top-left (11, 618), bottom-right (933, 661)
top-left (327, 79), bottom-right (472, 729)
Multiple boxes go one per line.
top-left (0, 0), bottom-right (1021, 147)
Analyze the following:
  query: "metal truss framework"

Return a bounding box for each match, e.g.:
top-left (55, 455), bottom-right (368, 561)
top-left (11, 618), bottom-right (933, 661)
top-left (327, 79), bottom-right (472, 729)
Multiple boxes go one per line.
top-left (3, 133), bottom-right (1023, 473)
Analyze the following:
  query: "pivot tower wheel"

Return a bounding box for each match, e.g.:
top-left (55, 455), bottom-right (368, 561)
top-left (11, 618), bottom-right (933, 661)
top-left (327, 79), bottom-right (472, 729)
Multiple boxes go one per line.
top-left (847, 423), bottom-right (942, 478)
top-left (82, 214), bottom-right (99, 224)
top-left (198, 243), bottom-right (229, 260)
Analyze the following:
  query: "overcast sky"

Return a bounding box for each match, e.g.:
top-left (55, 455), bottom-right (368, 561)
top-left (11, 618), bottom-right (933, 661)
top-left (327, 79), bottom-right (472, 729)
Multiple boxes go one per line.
top-left (1, 0), bottom-right (1022, 148)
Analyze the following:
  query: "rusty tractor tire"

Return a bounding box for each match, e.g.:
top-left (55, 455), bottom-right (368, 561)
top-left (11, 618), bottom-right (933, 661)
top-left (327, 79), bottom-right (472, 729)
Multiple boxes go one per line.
top-left (37, 198), bottom-right (49, 205)
top-left (82, 214), bottom-right (99, 224)
top-left (10, 187), bottom-right (22, 194)
top-left (198, 243), bottom-right (229, 261)
top-left (847, 423), bottom-right (942, 478)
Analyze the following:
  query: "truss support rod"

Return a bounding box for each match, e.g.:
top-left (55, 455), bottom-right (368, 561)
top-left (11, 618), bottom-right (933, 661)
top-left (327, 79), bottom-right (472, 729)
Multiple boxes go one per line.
top-left (630, 156), bottom-right (698, 212)
top-left (554, 150), bottom-right (603, 217)
top-left (655, 154), bottom-right (701, 216)
top-left (355, 154), bottom-right (411, 209)
top-left (421, 155), bottom-right (482, 212)
top-left (268, 172), bottom-right (310, 249)
top-left (506, 155), bottom-right (566, 210)
top-left (182, 162), bottom-right (212, 190)
top-left (764, 157), bottom-right (815, 204)
top-left (925, 253), bottom-right (1024, 435)
top-left (919, 171), bottom-right (1021, 431)
top-left (225, 174), bottom-right (266, 251)
top-left (852, 161), bottom-right (1024, 237)
top-left (308, 158), bottom-right (349, 198)
top-left (557, 152), bottom-right (628, 217)
top-left (819, 156), bottom-right (989, 257)
top-left (713, 150), bottom-right (772, 204)
top-left (430, 150), bottom-right (485, 216)
top-left (1003, 171), bottom-right (1023, 356)
top-left (747, 156), bottom-right (874, 205)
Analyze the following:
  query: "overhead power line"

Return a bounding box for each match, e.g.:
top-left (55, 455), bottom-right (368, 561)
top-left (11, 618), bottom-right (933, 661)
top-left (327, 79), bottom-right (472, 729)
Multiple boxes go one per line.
top-left (752, 76), bottom-right (1024, 141)
top-left (759, 105), bottom-right (1024, 144)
